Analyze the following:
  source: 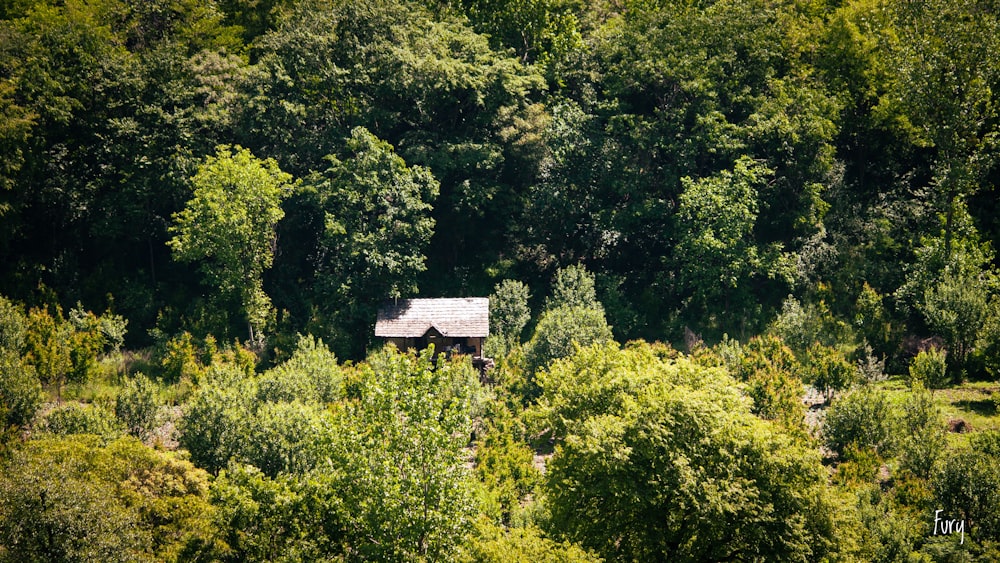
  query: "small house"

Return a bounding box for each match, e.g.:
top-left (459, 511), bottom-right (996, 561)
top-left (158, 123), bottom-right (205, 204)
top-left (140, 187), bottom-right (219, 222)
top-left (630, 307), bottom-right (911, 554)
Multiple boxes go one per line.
top-left (375, 297), bottom-right (489, 361)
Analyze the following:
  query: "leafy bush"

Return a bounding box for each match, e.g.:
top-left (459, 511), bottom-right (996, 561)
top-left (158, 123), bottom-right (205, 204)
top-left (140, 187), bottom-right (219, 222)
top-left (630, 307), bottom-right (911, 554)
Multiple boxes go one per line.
top-left (157, 332), bottom-right (208, 384)
top-left (908, 347), bottom-right (949, 389)
top-left (823, 386), bottom-right (896, 459)
top-left (804, 343), bottom-right (858, 400)
top-left (0, 296), bottom-right (27, 353)
top-left (40, 402), bottom-right (123, 438)
top-left (256, 334), bottom-right (342, 404)
top-left (523, 305), bottom-right (613, 381)
top-left (933, 432), bottom-right (1000, 542)
top-left (0, 352), bottom-right (41, 430)
top-left (242, 400), bottom-right (334, 477)
top-left (734, 335), bottom-right (805, 428)
top-left (897, 383), bottom-right (946, 479)
top-left (115, 373), bottom-right (159, 441)
top-left (0, 436), bottom-right (216, 562)
top-left (542, 342), bottom-right (837, 561)
top-left (485, 279), bottom-right (531, 359)
top-left (179, 372), bottom-right (256, 474)
top-left (460, 522), bottom-right (600, 563)
top-left (474, 406), bottom-right (540, 524)
top-left (210, 464), bottom-right (334, 562)
top-left (546, 264), bottom-right (601, 311)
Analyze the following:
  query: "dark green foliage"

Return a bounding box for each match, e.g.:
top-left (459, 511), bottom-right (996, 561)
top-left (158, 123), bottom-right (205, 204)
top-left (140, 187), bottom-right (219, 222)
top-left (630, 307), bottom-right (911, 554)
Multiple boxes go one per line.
top-left (302, 127), bottom-right (438, 358)
top-left (674, 158), bottom-right (794, 337)
top-left (0, 0), bottom-right (995, 370)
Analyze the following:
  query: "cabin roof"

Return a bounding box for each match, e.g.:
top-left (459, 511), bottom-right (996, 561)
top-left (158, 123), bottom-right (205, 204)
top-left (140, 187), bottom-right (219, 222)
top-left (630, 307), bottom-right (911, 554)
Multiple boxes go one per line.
top-left (375, 298), bottom-right (489, 338)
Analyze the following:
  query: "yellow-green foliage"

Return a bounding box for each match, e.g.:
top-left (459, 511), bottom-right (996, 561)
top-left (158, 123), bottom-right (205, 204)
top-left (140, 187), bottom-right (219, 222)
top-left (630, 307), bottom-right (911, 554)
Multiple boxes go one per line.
top-left (474, 404), bottom-right (540, 524)
top-left (734, 335), bottom-right (807, 430)
top-left (460, 521), bottom-right (601, 563)
top-left (0, 436), bottom-right (217, 562)
top-left (21, 305), bottom-right (123, 400)
top-left (538, 340), bottom-right (837, 561)
top-left (908, 347), bottom-right (949, 389)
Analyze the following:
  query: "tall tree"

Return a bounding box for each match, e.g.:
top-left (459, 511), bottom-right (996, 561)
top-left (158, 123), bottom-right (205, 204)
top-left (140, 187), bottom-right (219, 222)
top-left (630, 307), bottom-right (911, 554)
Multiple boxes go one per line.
top-left (890, 0), bottom-right (1000, 261)
top-left (673, 157), bottom-right (794, 338)
top-left (168, 146), bottom-right (291, 346)
top-left (301, 127), bottom-right (438, 358)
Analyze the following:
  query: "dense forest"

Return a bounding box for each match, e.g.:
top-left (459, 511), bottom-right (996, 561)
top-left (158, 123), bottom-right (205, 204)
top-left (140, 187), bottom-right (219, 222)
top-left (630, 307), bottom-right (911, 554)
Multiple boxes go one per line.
top-left (3, 0), bottom-right (1000, 560)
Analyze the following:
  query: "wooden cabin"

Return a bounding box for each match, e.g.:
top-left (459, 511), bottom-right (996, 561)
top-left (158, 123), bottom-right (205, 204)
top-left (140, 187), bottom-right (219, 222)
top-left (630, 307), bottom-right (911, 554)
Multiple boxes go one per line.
top-left (375, 298), bottom-right (489, 361)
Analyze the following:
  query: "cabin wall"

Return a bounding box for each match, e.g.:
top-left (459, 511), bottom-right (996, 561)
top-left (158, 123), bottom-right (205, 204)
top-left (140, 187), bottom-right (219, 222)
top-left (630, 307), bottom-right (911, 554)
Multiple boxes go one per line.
top-left (381, 336), bottom-right (484, 358)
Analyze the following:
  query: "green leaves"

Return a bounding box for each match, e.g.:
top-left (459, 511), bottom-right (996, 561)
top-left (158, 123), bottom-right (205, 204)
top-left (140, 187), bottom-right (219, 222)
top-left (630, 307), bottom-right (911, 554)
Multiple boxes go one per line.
top-left (539, 341), bottom-right (836, 562)
top-left (0, 436), bottom-right (215, 562)
top-left (169, 145), bottom-right (292, 344)
top-left (674, 157), bottom-right (794, 336)
top-left (335, 347), bottom-right (478, 559)
top-left (303, 127), bottom-right (438, 356)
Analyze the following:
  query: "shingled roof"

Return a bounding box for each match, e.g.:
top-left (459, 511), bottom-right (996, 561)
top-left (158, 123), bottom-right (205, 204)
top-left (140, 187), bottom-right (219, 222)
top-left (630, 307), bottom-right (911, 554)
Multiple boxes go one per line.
top-left (375, 298), bottom-right (489, 338)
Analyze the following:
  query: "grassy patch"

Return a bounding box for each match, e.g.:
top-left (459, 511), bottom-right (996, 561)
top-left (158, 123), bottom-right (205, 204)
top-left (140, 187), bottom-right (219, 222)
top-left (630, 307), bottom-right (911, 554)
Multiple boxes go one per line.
top-left (933, 381), bottom-right (1000, 436)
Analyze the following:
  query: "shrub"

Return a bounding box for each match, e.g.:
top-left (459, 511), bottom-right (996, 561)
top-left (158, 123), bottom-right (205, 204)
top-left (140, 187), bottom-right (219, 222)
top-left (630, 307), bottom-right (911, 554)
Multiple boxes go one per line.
top-left (242, 400), bottom-right (333, 477)
top-left (823, 386), bottom-right (896, 459)
top-left (485, 279), bottom-right (531, 359)
top-left (0, 352), bottom-right (42, 430)
top-left (523, 305), bottom-right (613, 381)
top-left (734, 335), bottom-right (805, 428)
top-left (41, 402), bottom-right (123, 438)
top-left (909, 347), bottom-right (949, 389)
top-left (933, 432), bottom-right (1000, 542)
top-left (179, 376), bottom-right (255, 474)
top-left (897, 383), bottom-right (946, 479)
top-left (158, 332), bottom-right (206, 384)
top-left (804, 343), bottom-right (858, 401)
top-left (474, 407), bottom-right (540, 524)
top-left (115, 373), bottom-right (159, 441)
top-left (257, 334), bottom-right (342, 404)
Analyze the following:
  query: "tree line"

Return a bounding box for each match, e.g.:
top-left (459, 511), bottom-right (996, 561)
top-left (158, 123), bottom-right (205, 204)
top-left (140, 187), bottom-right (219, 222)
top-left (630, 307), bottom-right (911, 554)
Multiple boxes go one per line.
top-left (0, 0), bottom-right (997, 374)
top-left (3, 0), bottom-right (1000, 559)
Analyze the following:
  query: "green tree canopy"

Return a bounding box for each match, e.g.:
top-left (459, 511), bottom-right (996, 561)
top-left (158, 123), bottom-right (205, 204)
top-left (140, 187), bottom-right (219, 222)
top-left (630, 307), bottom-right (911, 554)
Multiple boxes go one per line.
top-left (302, 126), bottom-right (438, 357)
top-left (168, 145), bottom-right (292, 345)
top-left (540, 341), bottom-right (837, 561)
